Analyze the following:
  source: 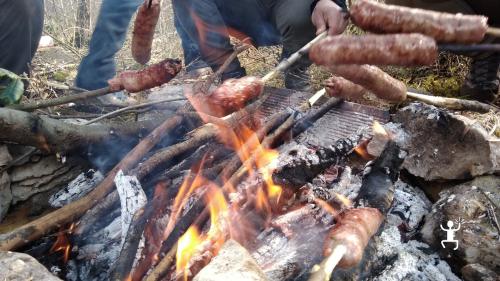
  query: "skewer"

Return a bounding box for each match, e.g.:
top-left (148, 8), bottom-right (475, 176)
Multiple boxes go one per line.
top-left (487, 27), bottom-right (500, 38)
top-left (308, 244), bottom-right (347, 281)
top-left (262, 31), bottom-right (327, 82)
top-left (438, 43), bottom-right (500, 53)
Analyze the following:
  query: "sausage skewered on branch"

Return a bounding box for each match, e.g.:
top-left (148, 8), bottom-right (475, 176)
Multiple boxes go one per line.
top-left (131, 0), bottom-right (161, 64)
top-left (108, 58), bottom-right (182, 93)
top-left (350, 0), bottom-right (490, 44)
top-left (310, 34), bottom-right (438, 67)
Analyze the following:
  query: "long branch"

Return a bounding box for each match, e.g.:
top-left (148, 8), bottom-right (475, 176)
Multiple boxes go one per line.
top-left (8, 87), bottom-right (112, 111)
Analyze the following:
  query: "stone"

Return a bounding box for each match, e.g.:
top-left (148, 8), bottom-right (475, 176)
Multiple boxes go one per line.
top-left (421, 176), bottom-right (500, 274)
top-left (193, 240), bottom-right (269, 281)
top-left (10, 154), bottom-right (83, 204)
top-left (0, 145), bottom-right (12, 221)
top-left (393, 103), bottom-right (499, 180)
top-left (461, 263), bottom-right (497, 281)
top-left (0, 251), bottom-right (62, 281)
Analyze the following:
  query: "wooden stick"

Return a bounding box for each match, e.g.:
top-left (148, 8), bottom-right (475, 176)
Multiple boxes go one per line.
top-left (406, 91), bottom-right (498, 113)
top-left (0, 115), bottom-right (184, 251)
top-left (262, 32), bottom-right (327, 82)
top-left (487, 27), bottom-right (500, 38)
top-left (8, 86), bottom-right (112, 111)
top-left (83, 97), bottom-right (186, 125)
top-left (144, 242), bottom-right (178, 281)
top-left (308, 244), bottom-right (347, 281)
top-left (308, 245), bottom-right (347, 281)
top-left (439, 43), bottom-right (500, 53)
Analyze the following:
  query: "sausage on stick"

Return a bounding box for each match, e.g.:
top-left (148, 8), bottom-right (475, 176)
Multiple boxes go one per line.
top-left (350, 0), bottom-right (490, 44)
top-left (132, 0), bottom-right (161, 64)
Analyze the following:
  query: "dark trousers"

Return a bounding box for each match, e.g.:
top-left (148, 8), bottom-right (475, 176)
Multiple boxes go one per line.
top-left (0, 0), bottom-right (44, 75)
top-left (172, 0), bottom-right (316, 74)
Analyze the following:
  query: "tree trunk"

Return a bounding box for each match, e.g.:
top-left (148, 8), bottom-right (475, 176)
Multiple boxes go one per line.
top-left (74, 0), bottom-right (90, 48)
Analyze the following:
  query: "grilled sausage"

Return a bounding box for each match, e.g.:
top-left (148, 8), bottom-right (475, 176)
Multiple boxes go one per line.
top-left (328, 64), bottom-right (407, 102)
top-left (323, 208), bottom-right (383, 268)
top-left (131, 0), bottom-right (161, 65)
top-left (108, 58), bottom-right (181, 93)
top-left (350, 0), bottom-right (488, 44)
top-left (324, 76), bottom-right (369, 100)
top-left (310, 34), bottom-right (438, 67)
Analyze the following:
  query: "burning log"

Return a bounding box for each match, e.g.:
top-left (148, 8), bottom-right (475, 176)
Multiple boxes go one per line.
top-left (0, 108), bottom-right (165, 153)
top-left (272, 135), bottom-right (361, 189)
top-left (0, 113), bottom-right (183, 251)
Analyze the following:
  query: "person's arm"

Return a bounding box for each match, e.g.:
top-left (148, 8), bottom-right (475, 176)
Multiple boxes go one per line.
top-left (311, 0), bottom-right (348, 35)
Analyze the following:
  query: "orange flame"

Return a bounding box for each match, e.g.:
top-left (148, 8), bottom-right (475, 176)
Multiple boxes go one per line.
top-left (334, 193), bottom-right (353, 208)
top-left (50, 223), bottom-right (75, 263)
top-left (176, 226), bottom-right (202, 280)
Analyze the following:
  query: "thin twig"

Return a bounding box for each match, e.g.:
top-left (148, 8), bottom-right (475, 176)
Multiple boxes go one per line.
top-left (83, 97), bottom-right (186, 125)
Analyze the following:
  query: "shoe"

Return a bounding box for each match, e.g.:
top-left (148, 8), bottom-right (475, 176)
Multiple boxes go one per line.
top-left (285, 65), bottom-right (311, 92)
top-left (460, 51), bottom-right (500, 103)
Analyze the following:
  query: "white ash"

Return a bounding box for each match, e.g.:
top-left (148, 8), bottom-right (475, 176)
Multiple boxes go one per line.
top-left (114, 170), bottom-right (147, 247)
top-left (387, 180), bottom-right (432, 231)
top-left (370, 226), bottom-right (461, 281)
top-left (49, 170), bottom-right (104, 207)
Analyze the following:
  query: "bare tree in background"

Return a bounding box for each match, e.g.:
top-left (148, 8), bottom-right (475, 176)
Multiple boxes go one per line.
top-left (74, 0), bottom-right (90, 48)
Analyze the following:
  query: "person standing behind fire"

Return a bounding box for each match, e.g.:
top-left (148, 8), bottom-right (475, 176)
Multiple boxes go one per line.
top-left (172, 0), bottom-right (348, 91)
top-left (0, 0), bottom-right (44, 76)
top-left (387, 0), bottom-right (500, 102)
top-left (74, 0), bottom-right (209, 106)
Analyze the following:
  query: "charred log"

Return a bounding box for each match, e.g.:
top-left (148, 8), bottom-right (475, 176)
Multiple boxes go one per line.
top-left (273, 135), bottom-right (362, 189)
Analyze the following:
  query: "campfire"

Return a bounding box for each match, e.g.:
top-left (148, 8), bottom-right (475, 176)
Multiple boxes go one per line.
top-left (0, 1), bottom-right (499, 281)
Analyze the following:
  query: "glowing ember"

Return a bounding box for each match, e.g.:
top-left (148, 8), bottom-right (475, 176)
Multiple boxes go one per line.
top-left (314, 198), bottom-right (340, 217)
top-left (50, 223), bottom-right (75, 263)
top-left (176, 226), bottom-right (202, 280)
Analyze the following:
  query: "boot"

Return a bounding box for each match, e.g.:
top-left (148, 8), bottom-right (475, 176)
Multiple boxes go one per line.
top-left (460, 51), bottom-right (500, 103)
top-left (284, 65), bottom-right (311, 92)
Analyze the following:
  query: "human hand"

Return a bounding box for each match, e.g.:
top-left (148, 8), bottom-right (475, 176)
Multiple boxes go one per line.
top-left (311, 0), bottom-right (348, 35)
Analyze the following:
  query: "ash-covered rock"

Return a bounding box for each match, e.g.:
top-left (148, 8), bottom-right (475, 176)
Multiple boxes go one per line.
top-left (0, 251), bottom-right (62, 281)
top-left (194, 240), bottom-right (269, 281)
top-left (393, 103), bottom-right (499, 180)
top-left (0, 145), bottom-right (12, 221)
top-left (421, 175), bottom-right (500, 278)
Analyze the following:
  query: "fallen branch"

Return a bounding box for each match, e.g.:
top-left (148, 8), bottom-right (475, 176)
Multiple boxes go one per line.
top-left (0, 107), bottom-right (164, 153)
top-left (407, 91), bottom-right (498, 113)
top-left (0, 114), bottom-right (184, 251)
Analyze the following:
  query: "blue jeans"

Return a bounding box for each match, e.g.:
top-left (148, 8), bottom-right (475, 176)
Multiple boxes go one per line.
top-left (76, 0), bottom-right (207, 90)
top-left (76, 0), bottom-right (143, 90)
top-left (172, 0), bottom-right (316, 78)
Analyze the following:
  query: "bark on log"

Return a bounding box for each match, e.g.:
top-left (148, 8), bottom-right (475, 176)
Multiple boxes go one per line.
top-left (0, 108), bottom-right (163, 153)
